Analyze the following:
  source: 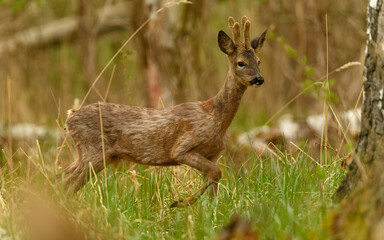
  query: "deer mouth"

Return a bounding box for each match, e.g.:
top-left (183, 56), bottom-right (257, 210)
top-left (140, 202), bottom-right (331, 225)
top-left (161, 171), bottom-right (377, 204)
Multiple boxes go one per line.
top-left (249, 77), bottom-right (264, 87)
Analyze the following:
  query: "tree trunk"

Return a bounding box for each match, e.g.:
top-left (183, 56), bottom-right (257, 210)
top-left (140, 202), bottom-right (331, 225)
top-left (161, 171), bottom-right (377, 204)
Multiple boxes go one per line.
top-left (335, 0), bottom-right (384, 201)
top-left (330, 1), bottom-right (384, 239)
top-left (78, 0), bottom-right (98, 86)
top-left (130, 0), bottom-right (211, 107)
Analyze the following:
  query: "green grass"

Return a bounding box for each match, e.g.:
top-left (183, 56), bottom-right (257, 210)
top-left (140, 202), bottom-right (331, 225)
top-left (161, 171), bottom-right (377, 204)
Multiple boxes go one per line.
top-left (0, 144), bottom-right (344, 240)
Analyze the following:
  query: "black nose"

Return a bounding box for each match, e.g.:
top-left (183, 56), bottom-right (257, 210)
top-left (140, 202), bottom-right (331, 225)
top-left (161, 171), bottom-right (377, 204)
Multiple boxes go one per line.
top-left (250, 76), bottom-right (264, 86)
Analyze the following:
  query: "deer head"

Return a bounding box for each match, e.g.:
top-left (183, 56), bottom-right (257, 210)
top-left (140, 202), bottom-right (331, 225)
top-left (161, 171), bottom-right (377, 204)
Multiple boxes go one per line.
top-left (218, 16), bottom-right (267, 88)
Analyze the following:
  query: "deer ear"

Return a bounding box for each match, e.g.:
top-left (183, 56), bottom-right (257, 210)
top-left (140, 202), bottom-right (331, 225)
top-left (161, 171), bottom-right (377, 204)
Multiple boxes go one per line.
top-left (251, 29), bottom-right (267, 52)
top-left (218, 31), bottom-right (235, 55)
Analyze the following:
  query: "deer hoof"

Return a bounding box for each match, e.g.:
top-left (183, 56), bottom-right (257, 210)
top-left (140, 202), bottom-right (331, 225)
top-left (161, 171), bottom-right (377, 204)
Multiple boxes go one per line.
top-left (170, 199), bottom-right (184, 208)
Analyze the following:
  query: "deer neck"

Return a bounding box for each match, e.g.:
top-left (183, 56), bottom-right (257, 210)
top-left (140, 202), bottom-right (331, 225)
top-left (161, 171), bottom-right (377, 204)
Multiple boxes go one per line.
top-left (211, 71), bottom-right (247, 135)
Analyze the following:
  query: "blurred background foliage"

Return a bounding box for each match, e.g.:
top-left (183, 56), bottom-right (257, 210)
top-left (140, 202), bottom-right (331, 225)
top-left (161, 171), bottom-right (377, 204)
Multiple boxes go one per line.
top-left (0, 0), bottom-right (366, 131)
top-left (0, 2), bottom-right (368, 238)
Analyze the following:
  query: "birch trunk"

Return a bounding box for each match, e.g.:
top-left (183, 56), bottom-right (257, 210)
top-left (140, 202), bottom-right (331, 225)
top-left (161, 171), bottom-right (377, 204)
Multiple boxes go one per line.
top-left (330, 1), bottom-right (384, 239)
top-left (335, 0), bottom-right (384, 201)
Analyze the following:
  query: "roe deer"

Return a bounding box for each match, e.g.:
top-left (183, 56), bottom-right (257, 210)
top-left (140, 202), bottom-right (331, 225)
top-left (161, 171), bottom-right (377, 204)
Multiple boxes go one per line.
top-left (63, 16), bottom-right (267, 207)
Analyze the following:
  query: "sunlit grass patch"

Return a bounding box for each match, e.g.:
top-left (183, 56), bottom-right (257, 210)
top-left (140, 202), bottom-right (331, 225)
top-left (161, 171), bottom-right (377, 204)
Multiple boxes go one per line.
top-left (0, 142), bottom-right (344, 239)
top-left (66, 153), bottom-right (342, 239)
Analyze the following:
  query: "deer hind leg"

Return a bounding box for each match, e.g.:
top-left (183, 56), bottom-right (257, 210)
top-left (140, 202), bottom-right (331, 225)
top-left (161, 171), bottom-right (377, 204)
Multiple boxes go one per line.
top-left (61, 147), bottom-right (105, 192)
top-left (170, 152), bottom-right (222, 208)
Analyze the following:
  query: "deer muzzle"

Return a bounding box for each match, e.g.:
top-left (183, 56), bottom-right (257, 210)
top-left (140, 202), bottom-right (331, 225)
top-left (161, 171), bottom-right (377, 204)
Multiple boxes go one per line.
top-left (249, 76), bottom-right (264, 87)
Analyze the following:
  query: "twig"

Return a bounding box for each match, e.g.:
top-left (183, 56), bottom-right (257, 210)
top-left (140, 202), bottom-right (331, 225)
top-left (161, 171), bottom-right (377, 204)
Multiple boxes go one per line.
top-left (6, 76), bottom-right (13, 177)
top-left (264, 61), bottom-right (361, 127)
top-left (290, 141), bottom-right (320, 166)
top-left (328, 104), bottom-right (349, 147)
top-left (321, 14), bottom-right (329, 165)
top-left (103, 64), bottom-right (116, 102)
top-left (336, 87), bottom-right (363, 158)
top-left (98, 102), bottom-right (108, 196)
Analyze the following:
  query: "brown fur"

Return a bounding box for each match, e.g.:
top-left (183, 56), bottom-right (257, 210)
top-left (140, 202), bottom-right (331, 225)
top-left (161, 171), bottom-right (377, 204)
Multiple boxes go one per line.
top-left (63, 16), bottom-right (267, 207)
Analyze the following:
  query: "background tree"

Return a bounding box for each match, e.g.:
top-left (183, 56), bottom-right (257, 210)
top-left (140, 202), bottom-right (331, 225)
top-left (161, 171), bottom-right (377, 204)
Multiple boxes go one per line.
top-left (335, 0), bottom-right (384, 201)
top-left (331, 0), bottom-right (384, 239)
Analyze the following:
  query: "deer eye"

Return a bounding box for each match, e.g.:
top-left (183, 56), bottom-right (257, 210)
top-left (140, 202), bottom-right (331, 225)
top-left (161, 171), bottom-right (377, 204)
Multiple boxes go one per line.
top-left (257, 60), bottom-right (261, 66)
top-left (237, 62), bottom-right (246, 67)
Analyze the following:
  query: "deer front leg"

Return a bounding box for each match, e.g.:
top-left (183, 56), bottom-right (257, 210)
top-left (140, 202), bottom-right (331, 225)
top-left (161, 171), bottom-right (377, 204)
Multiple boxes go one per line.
top-left (208, 155), bottom-right (221, 197)
top-left (170, 152), bottom-right (222, 208)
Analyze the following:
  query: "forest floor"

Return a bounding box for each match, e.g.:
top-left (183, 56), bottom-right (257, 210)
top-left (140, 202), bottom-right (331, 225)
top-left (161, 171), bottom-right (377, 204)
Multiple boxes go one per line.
top-left (0, 138), bottom-right (344, 239)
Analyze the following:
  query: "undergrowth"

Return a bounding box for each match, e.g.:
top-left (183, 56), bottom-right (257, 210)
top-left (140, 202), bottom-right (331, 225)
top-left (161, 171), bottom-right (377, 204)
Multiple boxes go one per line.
top-left (0, 144), bottom-right (344, 240)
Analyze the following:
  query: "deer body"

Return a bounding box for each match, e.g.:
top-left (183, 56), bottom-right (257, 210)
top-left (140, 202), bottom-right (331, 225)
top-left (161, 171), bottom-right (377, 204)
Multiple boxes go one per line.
top-left (67, 101), bottom-right (225, 167)
top-left (63, 16), bottom-right (266, 207)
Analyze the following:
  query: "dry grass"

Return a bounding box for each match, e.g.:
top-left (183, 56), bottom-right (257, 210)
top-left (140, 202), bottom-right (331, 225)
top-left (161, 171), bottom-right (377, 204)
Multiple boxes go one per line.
top-left (0, 1), bottom-right (367, 239)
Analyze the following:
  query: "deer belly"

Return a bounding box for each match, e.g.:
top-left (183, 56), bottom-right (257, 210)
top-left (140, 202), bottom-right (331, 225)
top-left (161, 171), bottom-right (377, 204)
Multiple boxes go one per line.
top-left (114, 134), bottom-right (176, 165)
